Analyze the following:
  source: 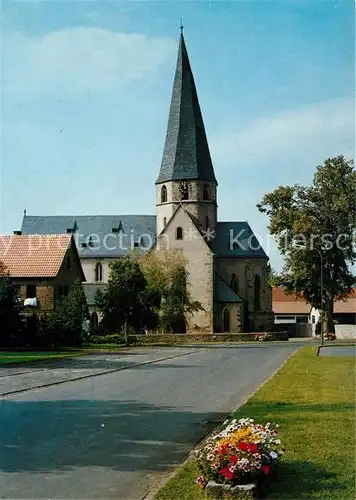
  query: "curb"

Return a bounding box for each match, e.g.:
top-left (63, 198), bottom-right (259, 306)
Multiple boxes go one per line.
top-left (144, 344), bottom-right (302, 500)
top-left (1, 349), bottom-right (203, 397)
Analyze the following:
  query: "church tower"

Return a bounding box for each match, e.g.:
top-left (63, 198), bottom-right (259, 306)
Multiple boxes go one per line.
top-left (156, 31), bottom-right (218, 236)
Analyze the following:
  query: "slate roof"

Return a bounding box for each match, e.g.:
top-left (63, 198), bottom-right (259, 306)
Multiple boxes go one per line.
top-left (83, 283), bottom-right (107, 305)
top-left (21, 215), bottom-right (156, 258)
top-left (156, 34), bottom-right (217, 184)
top-left (213, 222), bottom-right (268, 259)
top-left (0, 234), bottom-right (75, 278)
top-left (215, 275), bottom-right (244, 303)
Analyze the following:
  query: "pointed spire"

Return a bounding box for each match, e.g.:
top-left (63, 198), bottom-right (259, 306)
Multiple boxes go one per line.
top-left (156, 32), bottom-right (217, 184)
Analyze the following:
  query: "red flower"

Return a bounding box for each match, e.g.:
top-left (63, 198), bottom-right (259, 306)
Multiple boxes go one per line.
top-left (261, 466), bottom-right (270, 475)
top-left (229, 455), bottom-right (238, 464)
top-left (219, 467), bottom-right (234, 480)
top-left (238, 442), bottom-right (249, 451)
top-left (247, 443), bottom-right (258, 454)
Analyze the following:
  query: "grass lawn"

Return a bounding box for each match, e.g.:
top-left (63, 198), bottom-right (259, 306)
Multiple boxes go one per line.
top-left (0, 350), bottom-right (83, 365)
top-left (154, 346), bottom-right (355, 500)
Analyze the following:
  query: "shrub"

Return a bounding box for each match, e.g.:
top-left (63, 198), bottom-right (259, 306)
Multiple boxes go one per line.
top-left (89, 333), bottom-right (124, 345)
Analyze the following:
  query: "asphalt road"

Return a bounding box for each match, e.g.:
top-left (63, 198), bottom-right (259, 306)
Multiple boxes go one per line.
top-left (0, 345), bottom-right (298, 500)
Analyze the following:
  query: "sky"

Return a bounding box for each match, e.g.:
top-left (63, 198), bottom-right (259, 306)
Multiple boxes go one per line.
top-left (1, 0), bottom-right (355, 271)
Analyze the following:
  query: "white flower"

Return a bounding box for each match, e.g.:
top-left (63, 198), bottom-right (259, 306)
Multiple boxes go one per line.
top-left (275, 439), bottom-right (281, 445)
top-left (270, 451), bottom-right (278, 459)
top-left (207, 453), bottom-right (215, 461)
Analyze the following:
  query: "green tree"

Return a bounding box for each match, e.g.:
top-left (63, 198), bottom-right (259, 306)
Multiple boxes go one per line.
top-left (0, 262), bottom-right (21, 346)
top-left (48, 279), bottom-right (88, 346)
top-left (95, 255), bottom-right (158, 341)
top-left (141, 250), bottom-right (203, 333)
top-left (257, 155), bottom-right (356, 333)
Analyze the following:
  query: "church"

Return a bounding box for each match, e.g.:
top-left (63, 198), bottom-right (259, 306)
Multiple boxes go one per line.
top-left (20, 32), bottom-right (273, 333)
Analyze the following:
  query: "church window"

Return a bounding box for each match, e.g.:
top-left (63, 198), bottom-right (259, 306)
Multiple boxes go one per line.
top-left (230, 273), bottom-right (239, 295)
top-left (254, 274), bottom-right (261, 311)
top-left (222, 308), bottom-right (230, 332)
top-left (163, 217), bottom-right (167, 227)
top-left (203, 183), bottom-right (209, 201)
top-left (176, 227), bottom-right (183, 240)
top-left (205, 216), bottom-right (210, 230)
top-left (179, 182), bottom-right (189, 200)
top-left (161, 185), bottom-right (167, 203)
top-left (90, 312), bottom-right (99, 329)
top-left (95, 262), bottom-right (103, 282)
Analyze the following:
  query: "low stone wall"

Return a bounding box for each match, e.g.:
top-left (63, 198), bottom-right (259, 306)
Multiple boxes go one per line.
top-left (133, 332), bottom-right (289, 345)
top-left (335, 324), bottom-right (356, 339)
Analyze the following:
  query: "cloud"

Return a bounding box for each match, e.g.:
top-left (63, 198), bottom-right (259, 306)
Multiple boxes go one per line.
top-left (212, 97), bottom-right (355, 173)
top-left (3, 27), bottom-right (176, 96)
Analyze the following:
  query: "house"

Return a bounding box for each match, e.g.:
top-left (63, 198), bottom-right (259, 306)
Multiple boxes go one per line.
top-left (0, 234), bottom-right (85, 311)
top-left (19, 31), bottom-right (273, 333)
top-left (272, 287), bottom-right (356, 338)
top-left (272, 287), bottom-right (313, 325)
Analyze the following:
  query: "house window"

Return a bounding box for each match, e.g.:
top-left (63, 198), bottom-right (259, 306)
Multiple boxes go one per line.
top-left (203, 183), bottom-right (209, 201)
top-left (95, 262), bottom-right (103, 282)
top-left (179, 181), bottom-right (189, 200)
top-left (26, 285), bottom-right (36, 298)
top-left (254, 275), bottom-right (261, 311)
top-left (230, 274), bottom-right (239, 295)
top-left (161, 185), bottom-right (167, 203)
top-left (176, 227), bottom-right (183, 240)
top-left (296, 316), bottom-right (308, 324)
top-left (66, 256), bottom-right (71, 270)
top-left (205, 216), bottom-right (210, 230)
top-left (163, 217), bottom-right (167, 227)
top-left (222, 308), bottom-right (230, 332)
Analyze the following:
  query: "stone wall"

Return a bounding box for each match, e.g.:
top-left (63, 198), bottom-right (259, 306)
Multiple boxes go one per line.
top-left (335, 324), bottom-right (356, 339)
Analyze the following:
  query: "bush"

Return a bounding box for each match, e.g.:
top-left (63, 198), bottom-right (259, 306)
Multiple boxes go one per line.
top-left (89, 333), bottom-right (124, 345)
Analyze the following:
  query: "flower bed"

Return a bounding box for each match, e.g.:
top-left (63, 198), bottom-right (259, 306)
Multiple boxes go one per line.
top-left (195, 418), bottom-right (284, 499)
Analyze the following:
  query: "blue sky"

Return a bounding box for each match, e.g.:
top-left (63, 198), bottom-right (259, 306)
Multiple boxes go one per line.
top-left (2, 0), bottom-right (355, 270)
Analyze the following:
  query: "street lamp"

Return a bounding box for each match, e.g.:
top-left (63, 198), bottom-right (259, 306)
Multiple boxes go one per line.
top-left (315, 249), bottom-right (324, 346)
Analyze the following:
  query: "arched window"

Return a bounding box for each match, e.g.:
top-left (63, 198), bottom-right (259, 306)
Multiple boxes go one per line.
top-left (203, 183), bottom-right (209, 201)
top-left (230, 273), bottom-right (239, 295)
top-left (161, 185), bottom-right (167, 203)
top-left (254, 275), bottom-right (261, 311)
top-left (179, 182), bottom-right (189, 200)
top-left (163, 217), bottom-right (167, 227)
top-left (95, 262), bottom-right (103, 282)
top-left (90, 312), bottom-right (98, 329)
top-left (223, 308), bottom-right (230, 332)
top-left (205, 216), bottom-right (210, 230)
top-left (176, 227), bottom-right (183, 240)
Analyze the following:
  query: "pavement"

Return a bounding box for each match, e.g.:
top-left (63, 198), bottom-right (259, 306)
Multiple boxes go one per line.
top-left (0, 344), bottom-right (298, 500)
top-left (318, 345), bottom-right (356, 357)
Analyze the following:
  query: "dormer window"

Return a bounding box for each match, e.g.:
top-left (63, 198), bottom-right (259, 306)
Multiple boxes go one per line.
top-left (179, 182), bottom-right (189, 200)
top-left (161, 185), bottom-right (167, 203)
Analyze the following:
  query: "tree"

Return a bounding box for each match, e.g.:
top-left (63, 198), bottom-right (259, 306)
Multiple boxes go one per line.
top-left (95, 255), bottom-right (158, 341)
top-left (48, 279), bottom-right (88, 346)
top-left (141, 250), bottom-right (203, 333)
top-left (0, 262), bottom-right (21, 346)
top-left (257, 155), bottom-right (356, 333)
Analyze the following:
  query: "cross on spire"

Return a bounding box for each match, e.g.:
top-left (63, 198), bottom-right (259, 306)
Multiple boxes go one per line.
top-left (180, 18), bottom-right (183, 34)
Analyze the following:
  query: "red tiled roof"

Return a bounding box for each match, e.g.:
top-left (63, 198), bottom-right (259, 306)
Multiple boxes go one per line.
top-left (0, 234), bottom-right (72, 278)
top-left (272, 287), bottom-right (356, 315)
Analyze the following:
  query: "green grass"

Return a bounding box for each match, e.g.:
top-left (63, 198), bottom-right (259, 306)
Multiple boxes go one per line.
top-left (0, 350), bottom-right (83, 365)
top-left (154, 346), bottom-right (355, 500)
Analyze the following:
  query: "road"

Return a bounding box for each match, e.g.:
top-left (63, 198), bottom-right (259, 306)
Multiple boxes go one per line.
top-left (0, 345), bottom-right (298, 499)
